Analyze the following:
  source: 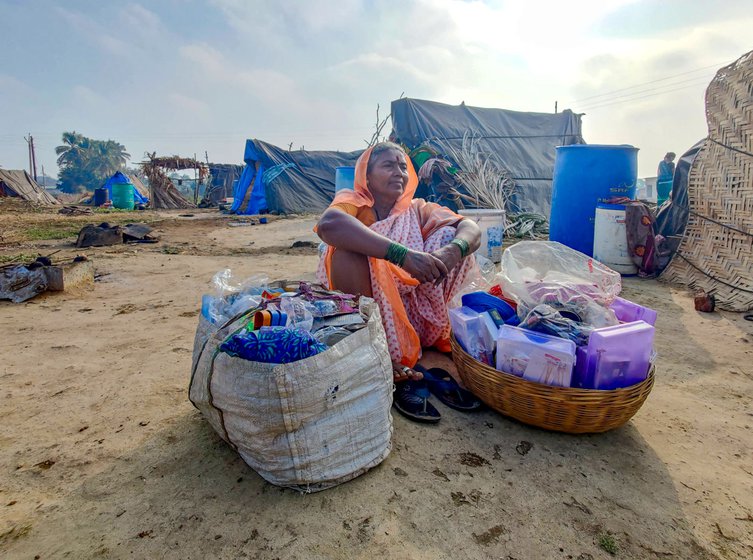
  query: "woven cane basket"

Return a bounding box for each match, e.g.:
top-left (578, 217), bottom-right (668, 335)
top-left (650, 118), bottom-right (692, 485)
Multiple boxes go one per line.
top-left (660, 50), bottom-right (753, 311)
top-left (451, 337), bottom-right (654, 434)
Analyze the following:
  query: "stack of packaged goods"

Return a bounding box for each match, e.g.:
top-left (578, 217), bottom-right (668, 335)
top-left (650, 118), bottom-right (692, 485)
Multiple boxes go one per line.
top-left (450, 242), bottom-right (656, 390)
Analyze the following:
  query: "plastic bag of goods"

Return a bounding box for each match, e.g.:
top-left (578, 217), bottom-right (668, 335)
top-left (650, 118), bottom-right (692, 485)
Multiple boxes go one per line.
top-left (189, 297), bottom-right (393, 492)
top-left (449, 253), bottom-right (497, 309)
top-left (201, 269), bottom-right (270, 325)
top-left (497, 241), bottom-right (621, 329)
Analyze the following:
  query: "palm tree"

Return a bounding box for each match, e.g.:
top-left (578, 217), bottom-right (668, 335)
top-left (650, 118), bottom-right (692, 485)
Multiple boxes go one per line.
top-left (99, 139), bottom-right (130, 171)
top-left (55, 132), bottom-right (131, 192)
top-left (95, 140), bottom-right (130, 175)
top-left (55, 132), bottom-right (89, 167)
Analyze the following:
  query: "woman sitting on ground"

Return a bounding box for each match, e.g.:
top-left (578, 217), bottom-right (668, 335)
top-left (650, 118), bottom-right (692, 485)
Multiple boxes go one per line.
top-left (316, 142), bottom-right (481, 422)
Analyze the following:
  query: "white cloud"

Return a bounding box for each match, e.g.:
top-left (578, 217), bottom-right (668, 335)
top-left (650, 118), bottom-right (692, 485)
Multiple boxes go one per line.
top-left (71, 85), bottom-right (109, 107)
top-left (0, 74), bottom-right (35, 97)
top-left (55, 7), bottom-right (132, 57)
top-left (4, 0), bottom-right (753, 178)
top-left (167, 93), bottom-right (210, 115)
top-left (209, 0), bottom-right (363, 34)
top-left (120, 3), bottom-right (163, 37)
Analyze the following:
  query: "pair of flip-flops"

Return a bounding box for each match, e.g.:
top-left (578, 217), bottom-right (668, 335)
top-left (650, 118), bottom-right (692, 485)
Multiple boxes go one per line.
top-left (393, 365), bottom-right (482, 423)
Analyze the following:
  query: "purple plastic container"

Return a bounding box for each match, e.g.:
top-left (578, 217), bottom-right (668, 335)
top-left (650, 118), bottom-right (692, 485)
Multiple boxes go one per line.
top-left (571, 346), bottom-right (590, 388)
top-left (610, 296), bottom-right (657, 326)
top-left (574, 320), bottom-right (654, 390)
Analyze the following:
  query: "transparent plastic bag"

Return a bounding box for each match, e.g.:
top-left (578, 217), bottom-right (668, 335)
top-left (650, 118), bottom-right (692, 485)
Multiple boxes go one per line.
top-left (212, 269), bottom-right (269, 298)
top-left (227, 294), bottom-right (262, 318)
top-left (280, 296), bottom-right (315, 332)
top-left (498, 241), bottom-right (621, 329)
top-left (203, 269), bottom-right (271, 325)
top-left (450, 253), bottom-right (498, 309)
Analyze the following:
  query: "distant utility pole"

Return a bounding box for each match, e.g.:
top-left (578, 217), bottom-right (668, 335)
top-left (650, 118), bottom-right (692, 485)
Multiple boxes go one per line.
top-left (554, 101), bottom-right (558, 114)
top-left (24, 133), bottom-right (38, 181)
top-left (194, 152), bottom-right (199, 204)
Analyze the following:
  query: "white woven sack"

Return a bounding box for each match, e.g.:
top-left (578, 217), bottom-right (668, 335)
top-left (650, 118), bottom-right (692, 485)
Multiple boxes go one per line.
top-left (189, 298), bottom-right (393, 492)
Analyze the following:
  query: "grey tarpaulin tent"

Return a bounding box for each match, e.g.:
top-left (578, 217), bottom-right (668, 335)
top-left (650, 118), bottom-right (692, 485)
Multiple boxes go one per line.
top-left (207, 164), bottom-right (243, 203)
top-left (231, 140), bottom-right (363, 215)
top-left (390, 98), bottom-right (584, 215)
top-left (0, 170), bottom-right (60, 205)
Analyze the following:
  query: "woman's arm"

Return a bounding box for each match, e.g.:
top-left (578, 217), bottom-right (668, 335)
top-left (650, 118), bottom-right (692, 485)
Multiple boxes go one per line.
top-left (453, 218), bottom-right (482, 254)
top-left (430, 218), bottom-right (482, 273)
top-left (317, 208), bottom-right (449, 283)
top-left (317, 208), bottom-right (393, 257)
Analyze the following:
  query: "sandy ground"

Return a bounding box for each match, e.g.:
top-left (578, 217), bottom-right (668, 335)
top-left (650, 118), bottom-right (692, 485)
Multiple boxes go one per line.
top-left (1, 209), bottom-right (752, 560)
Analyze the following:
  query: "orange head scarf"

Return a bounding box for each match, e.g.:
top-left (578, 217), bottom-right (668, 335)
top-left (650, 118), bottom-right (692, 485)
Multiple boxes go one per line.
top-left (331, 144), bottom-right (419, 217)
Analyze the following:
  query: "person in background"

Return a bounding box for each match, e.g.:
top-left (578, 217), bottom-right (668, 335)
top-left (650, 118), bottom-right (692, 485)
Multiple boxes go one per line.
top-left (315, 142), bottom-right (482, 423)
top-left (656, 152), bottom-right (676, 207)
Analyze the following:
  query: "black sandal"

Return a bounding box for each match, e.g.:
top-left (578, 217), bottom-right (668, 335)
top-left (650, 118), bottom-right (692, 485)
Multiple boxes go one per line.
top-left (393, 381), bottom-right (441, 423)
top-left (414, 365), bottom-right (483, 412)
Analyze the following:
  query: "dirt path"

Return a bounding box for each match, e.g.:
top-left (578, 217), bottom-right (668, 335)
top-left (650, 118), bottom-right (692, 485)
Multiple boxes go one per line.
top-left (1, 211), bottom-right (751, 559)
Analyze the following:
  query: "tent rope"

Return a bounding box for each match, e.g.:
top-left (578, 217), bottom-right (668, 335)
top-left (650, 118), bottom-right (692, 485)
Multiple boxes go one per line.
top-left (708, 137), bottom-right (753, 158)
top-left (674, 251), bottom-right (753, 294)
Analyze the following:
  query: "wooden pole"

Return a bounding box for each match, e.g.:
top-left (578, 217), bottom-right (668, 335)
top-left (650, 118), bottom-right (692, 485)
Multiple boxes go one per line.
top-left (30, 135), bottom-right (38, 181)
top-left (193, 153), bottom-right (199, 204)
top-left (25, 134), bottom-right (32, 176)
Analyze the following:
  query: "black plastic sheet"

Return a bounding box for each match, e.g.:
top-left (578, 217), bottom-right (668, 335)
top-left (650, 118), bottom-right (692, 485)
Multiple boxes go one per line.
top-left (390, 98), bottom-right (584, 215)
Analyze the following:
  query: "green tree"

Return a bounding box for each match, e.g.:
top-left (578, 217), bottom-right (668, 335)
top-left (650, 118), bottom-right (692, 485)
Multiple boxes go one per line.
top-left (55, 131), bottom-right (131, 193)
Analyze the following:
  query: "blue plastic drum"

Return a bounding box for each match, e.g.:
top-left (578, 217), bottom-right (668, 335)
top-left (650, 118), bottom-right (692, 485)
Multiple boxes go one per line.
top-left (549, 144), bottom-right (638, 256)
top-left (335, 166), bottom-right (355, 192)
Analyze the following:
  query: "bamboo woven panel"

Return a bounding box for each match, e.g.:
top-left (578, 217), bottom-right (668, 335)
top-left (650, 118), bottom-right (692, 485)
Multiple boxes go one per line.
top-left (451, 337), bottom-right (654, 434)
top-left (660, 50), bottom-right (753, 311)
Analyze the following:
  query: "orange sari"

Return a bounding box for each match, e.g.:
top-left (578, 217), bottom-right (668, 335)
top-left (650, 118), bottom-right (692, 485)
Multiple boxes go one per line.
top-left (316, 146), bottom-right (476, 367)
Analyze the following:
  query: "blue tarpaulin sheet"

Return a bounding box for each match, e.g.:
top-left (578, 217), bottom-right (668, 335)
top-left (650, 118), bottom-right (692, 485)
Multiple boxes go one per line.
top-left (103, 171), bottom-right (148, 205)
top-left (232, 139), bottom-right (363, 215)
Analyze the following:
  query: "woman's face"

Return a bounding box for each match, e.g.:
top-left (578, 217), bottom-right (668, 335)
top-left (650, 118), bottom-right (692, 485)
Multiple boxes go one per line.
top-left (366, 149), bottom-right (409, 204)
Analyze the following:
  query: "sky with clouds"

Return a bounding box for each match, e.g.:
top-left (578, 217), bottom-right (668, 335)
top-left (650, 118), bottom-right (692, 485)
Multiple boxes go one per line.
top-left (1, 0), bottom-right (751, 179)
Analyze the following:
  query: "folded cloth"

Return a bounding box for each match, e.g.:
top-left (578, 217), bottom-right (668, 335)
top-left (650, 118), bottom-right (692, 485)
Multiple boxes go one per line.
top-left (220, 326), bottom-right (328, 364)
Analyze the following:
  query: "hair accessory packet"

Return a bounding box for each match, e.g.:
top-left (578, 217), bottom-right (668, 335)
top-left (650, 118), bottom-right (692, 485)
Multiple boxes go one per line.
top-left (495, 325), bottom-right (576, 387)
top-left (449, 306), bottom-right (494, 365)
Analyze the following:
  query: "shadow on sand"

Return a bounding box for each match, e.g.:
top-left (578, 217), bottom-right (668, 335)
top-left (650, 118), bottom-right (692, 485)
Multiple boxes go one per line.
top-left (3, 396), bottom-right (719, 560)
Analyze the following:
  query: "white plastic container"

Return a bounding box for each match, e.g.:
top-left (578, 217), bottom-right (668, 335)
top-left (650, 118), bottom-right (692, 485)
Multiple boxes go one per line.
top-left (593, 204), bottom-right (638, 275)
top-left (495, 325), bottom-right (576, 387)
top-left (458, 208), bottom-right (505, 263)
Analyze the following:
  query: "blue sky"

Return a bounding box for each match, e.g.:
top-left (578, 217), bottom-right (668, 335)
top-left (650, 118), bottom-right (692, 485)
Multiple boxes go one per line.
top-left (1, 0), bottom-right (751, 178)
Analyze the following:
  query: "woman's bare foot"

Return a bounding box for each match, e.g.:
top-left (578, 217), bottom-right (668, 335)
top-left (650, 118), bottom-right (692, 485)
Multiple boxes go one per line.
top-left (392, 361), bottom-right (424, 383)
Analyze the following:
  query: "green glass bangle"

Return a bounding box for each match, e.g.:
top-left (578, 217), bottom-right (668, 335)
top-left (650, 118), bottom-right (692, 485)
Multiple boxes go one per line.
top-left (450, 238), bottom-right (470, 258)
top-left (385, 242), bottom-right (408, 266)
